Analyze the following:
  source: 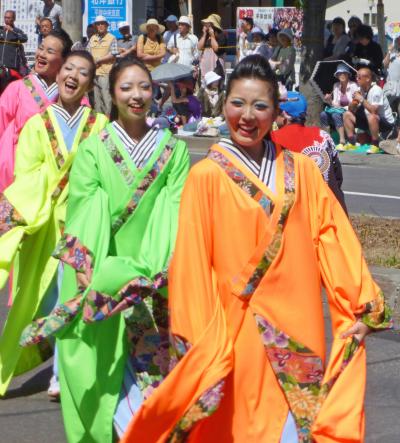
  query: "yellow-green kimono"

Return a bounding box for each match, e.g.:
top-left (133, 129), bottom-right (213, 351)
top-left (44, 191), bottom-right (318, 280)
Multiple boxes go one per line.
top-left (0, 105), bottom-right (108, 396)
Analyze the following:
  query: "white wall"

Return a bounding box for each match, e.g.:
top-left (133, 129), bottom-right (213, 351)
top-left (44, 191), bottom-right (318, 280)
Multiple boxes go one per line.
top-left (326, 0), bottom-right (400, 33)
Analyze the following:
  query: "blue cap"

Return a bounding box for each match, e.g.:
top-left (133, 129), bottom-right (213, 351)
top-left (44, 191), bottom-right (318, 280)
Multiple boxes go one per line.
top-left (279, 91), bottom-right (307, 118)
top-left (165, 15), bottom-right (178, 23)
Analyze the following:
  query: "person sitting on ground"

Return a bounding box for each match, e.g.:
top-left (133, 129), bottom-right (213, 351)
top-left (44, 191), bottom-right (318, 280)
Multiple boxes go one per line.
top-left (383, 36), bottom-right (400, 117)
top-left (323, 17), bottom-right (350, 60)
top-left (117, 21), bottom-right (137, 59)
top-left (343, 65), bottom-right (396, 153)
top-left (237, 16), bottom-right (254, 61)
top-left (245, 27), bottom-right (272, 59)
top-left (353, 25), bottom-right (383, 74)
top-left (269, 28), bottom-right (296, 90)
top-left (169, 77), bottom-right (201, 125)
top-left (272, 90), bottom-right (347, 212)
top-left (320, 63), bottom-right (359, 150)
top-left (197, 71), bottom-right (224, 118)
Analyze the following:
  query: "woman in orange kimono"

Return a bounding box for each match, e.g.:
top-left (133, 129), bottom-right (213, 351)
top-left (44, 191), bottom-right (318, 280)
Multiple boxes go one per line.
top-left (121, 55), bottom-right (392, 443)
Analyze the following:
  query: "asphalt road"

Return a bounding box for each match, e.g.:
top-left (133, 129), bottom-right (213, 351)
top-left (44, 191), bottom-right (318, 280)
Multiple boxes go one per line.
top-left (186, 140), bottom-right (400, 218)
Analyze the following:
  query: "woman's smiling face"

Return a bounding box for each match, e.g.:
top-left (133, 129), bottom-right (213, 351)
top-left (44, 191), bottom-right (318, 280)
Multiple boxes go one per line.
top-left (112, 65), bottom-right (153, 121)
top-left (224, 77), bottom-right (278, 150)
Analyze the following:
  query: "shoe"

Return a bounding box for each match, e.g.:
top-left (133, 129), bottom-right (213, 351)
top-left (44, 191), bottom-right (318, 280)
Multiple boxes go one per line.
top-left (379, 139), bottom-right (400, 155)
top-left (336, 143), bottom-right (346, 151)
top-left (47, 375), bottom-right (60, 401)
top-left (342, 143), bottom-right (357, 151)
top-left (366, 144), bottom-right (383, 154)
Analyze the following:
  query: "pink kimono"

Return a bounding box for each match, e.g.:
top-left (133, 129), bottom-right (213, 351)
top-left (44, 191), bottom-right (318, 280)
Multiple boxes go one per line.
top-left (0, 74), bottom-right (58, 192)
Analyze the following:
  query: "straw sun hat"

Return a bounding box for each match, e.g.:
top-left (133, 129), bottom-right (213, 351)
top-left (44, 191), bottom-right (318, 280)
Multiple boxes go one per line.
top-left (201, 14), bottom-right (222, 31)
top-left (139, 18), bottom-right (165, 34)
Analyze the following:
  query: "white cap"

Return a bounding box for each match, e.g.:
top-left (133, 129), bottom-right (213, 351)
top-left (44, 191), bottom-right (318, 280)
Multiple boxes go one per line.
top-left (204, 71), bottom-right (221, 86)
top-left (94, 15), bottom-right (108, 24)
top-left (118, 21), bottom-right (130, 29)
top-left (178, 16), bottom-right (191, 27)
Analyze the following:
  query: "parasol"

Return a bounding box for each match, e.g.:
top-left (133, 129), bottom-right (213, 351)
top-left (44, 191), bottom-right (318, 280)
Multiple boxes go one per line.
top-left (310, 60), bottom-right (357, 100)
top-left (151, 63), bottom-right (193, 82)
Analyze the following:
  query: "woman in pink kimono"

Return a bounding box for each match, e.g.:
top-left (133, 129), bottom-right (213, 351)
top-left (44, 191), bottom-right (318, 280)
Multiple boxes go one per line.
top-left (0, 30), bottom-right (73, 192)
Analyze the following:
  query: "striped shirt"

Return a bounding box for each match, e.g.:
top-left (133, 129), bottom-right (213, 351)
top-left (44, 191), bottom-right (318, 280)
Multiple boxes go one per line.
top-left (51, 104), bottom-right (86, 128)
top-left (33, 73), bottom-right (58, 99)
top-left (218, 137), bottom-right (277, 192)
top-left (112, 122), bottom-right (158, 168)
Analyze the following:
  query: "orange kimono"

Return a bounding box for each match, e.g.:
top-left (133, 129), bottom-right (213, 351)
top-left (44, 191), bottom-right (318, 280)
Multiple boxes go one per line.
top-left (121, 144), bottom-right (392, 443)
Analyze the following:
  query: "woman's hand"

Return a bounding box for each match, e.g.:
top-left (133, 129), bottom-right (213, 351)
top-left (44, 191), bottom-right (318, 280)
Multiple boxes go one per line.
top-left (340, 320), bottom-right (372, 342)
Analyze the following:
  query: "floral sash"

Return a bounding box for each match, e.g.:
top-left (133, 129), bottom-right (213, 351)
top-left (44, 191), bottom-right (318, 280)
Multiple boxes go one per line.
top-left (23, 76), bottom-right (48, 112)
top-left (100, 128), bottom-right (177, 235)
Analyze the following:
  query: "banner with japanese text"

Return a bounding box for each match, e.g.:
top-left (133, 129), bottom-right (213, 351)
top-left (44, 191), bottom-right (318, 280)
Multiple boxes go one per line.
top-left (83, 0), bottom-right (133, 38)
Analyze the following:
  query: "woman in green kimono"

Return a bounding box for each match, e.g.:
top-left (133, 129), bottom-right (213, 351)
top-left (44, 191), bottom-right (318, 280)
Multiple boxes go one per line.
top-left (21, 58), bottom-right (190, 442)
top-left (0, 50), bottom-right (108, 398)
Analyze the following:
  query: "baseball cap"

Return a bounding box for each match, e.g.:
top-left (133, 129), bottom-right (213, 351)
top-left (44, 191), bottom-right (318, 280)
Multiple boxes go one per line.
top-left (279, 91), bottom-right (307, 118)
top-left (94, 15), bottom-right (108, 24)
top-left (165, 15), bottom-right (178, 23)
top-left (118, 21), bottom-right (130, 29)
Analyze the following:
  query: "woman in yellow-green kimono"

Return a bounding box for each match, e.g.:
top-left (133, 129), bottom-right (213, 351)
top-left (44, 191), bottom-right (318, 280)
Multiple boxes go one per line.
top-left (0, 50), bottom-right (108, 398)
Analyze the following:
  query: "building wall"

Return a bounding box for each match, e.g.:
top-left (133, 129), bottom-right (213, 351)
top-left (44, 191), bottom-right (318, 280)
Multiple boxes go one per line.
top-left (326, 0), bottom-right (400, 33)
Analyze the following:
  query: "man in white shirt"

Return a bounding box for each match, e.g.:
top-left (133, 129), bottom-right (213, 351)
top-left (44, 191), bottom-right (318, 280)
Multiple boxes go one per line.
top-left (167, 16), bottom-right (198, 67)
top-left (343, 66), bottom-right (396, 152)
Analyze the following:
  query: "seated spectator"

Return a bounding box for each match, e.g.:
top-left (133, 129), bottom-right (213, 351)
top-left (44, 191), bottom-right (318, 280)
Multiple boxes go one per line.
top-left (198, 14), bottom-right (227, 82)
top-left (270, 28), bottom-right (296, 90)
top-left (266, 28), bottom-right (279, 58)
top-left (320, 63), bottom-right (359, 150)
top-left (353, 25), bottom-right (383, 74)
top-left (117, 21), bottom-right (137, 59)
top-left (197, 71), bottom-right (224, 118)
top-left (324, 17), bottom-right (350, 60)
top-left (237, 17), bottom-right (254, 62)
top-left (272, 91), bottom-right (347, 212)
top-left (246, 27), bottom-right (272, 59)
top-left (169, 78), bottom-right (201, 125)
top-left (343, 66), bottom-right (396, 153)
top-left (383, 36), bottom-right (400, 117)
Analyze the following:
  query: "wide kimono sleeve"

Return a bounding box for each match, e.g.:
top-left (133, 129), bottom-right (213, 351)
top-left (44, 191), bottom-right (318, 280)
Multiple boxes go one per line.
top-left (121, 162), bottom-right (233, 443)
top-left (305, 157), bottom-right (392, 441)
top-left (0, 115), bottom-right (52, 286)
top-left (0, 80), bottom-right (19, 134)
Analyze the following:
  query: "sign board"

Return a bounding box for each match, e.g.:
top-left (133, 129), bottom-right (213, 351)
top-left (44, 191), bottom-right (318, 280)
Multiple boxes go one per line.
top-left (0, 0), bottom-right (43, 53)
top-left (83, 0), bottom-right (132, 38)
top-left (237, 7), bottom-right (303, 47)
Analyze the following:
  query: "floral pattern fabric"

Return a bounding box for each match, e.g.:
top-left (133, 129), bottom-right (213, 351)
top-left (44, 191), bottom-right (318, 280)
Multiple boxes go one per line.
top-left (240, 149), bottom-right (295, 298)
top-left (166, 380), bottom-right (225, 443)
top-left (0, 196), bottom-right (25, 234)
top-left (53, 234), bottom-right (94, 277)
top-left (23, 76), bottom-right (47, 112)
top-left (255, 314), bottom-right (362, 442)
top-left (361, 291), bottom-right (393, 330)
top-left (207, 150), bottom-right (274, 216)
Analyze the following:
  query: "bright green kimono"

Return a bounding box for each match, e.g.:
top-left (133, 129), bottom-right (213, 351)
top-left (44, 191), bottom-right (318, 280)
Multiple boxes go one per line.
top-left (0, 107), bottom-right (108, 396)
top-left (51, 124), bottom-right (189, 443)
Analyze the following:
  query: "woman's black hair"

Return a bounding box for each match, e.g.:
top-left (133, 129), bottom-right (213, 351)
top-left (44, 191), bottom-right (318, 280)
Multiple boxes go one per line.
top-left (109, 57), bottom-right (152, 97)
top-left (109, 58), bottom-right (153, 121)
top-left (355, 24), bottom-right (374, 41)
top-left (46, 29), bottom-right (73, 57)
top-left (64, 50), bottom-right (96, 83)
top-left (332, 17), bottom-right (346, 29)
top-left (225, 54), bottom-right (279, 108)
